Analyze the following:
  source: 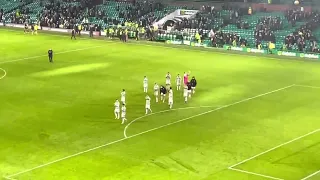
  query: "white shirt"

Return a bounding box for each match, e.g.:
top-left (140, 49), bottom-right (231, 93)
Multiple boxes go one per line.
top-left (154, 84), bottom-right (159, 91)
top-left (146, 96), bottom-right (151, 105)
top-left (121, 106), bottom-right (126, 113)
top-left (169, 89), bottom-right (173, 98)
top-left (143, 77), bottom-right (148, 86)
top-left (121, 91), bottom-right (126, 98)
top-left (166, 73), bottom-right (171, 80)
top-left (176, 76), bottom-right (181, 84)
top-left (114, 100), bottom-right (120, 109)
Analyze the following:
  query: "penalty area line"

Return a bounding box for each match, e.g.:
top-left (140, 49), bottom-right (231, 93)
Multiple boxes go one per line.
top-left (228, 167), bottom-right (284, 180)
top-left (3, 176), bottom-right (17, 180)
top-left (0, 68), bottom-right (7, 79)
top-left (301, 170), bottom-right (320, 180)
top-left (228, 128), bottom-right (320, 169)
top-left (294, 84), bottom-right (320, 89)
top-left (5, 84), bottom-right (294, 179)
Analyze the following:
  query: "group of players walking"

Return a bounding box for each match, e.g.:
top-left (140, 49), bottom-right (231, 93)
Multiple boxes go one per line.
top-left (114, 72), bottom-right (197, 124)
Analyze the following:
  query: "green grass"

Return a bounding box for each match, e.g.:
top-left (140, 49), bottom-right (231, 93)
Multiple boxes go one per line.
top-left (0, 28), bottom-right (319, 180)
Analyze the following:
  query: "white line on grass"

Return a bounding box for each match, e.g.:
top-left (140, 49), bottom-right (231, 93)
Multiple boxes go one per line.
top-left (301, 170), bottom-right (320, 180)
top-left (3, 176), bottom-right (17, 180)
top-left (5, 84), bottom-right (294, 179)
top-left (229, 128), bottom-right (319, 169)
top-left (294, 84), bottom-right (320, 89)
top-left (123, 105), bottom-right (220, 138)
top-left (0, 68), bottom-right (7, 79)
top-left (0, 46), bottom-right (103, 64)
top-left (228, 167), bottom-right (283, 180)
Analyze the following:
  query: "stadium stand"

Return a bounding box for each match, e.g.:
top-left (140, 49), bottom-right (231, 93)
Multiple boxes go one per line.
top-left (2, 0), bottom-right (320, 54)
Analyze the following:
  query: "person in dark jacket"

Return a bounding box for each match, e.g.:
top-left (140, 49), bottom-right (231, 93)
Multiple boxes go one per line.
top-left (187, 81), bottom-right (192, 98)
top-left (48, 49), bottom-right (53, 62)
top-left (190, 76), bottom-right (197, 94)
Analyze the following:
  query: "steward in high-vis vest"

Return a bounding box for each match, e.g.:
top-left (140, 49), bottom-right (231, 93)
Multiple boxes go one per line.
top-left (78, 24), bottom-right (82, 35)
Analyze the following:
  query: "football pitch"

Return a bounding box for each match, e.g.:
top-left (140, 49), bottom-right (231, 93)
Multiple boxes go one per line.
top-left (0, 28), bottom-right (319, 180)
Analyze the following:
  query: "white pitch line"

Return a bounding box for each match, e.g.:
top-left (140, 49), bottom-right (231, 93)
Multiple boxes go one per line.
top-left (294, 84), bottom-right (320, 89)
top-left (3, 176), bottom-right (16, 180)
top-left (301, 170), bottom-right (320, 180)
top-left (229, 167), bottom-right (284, 180)
top-left (229, 128), bottom-right (320, 169)
top-left (0, 46), bottom-right (103, 64)
top-left (5, 84), bottom-right (294, 179)
top-left (0, 68), bottom-right (7, 79)
top-left (123, 106), bottom-right (220, 138)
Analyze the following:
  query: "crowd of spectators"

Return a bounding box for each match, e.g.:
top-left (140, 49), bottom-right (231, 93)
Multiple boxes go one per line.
top-left (39, 0), bottom-right (91, 29)
top-left (209, 30), bottom-right (247, 47)
top-left (89, 1), bottom-right (164, 28)
top-left (284, 11), bottom-right (320, 52)
top-left (254, 16), bottom-right (279, 47)
top-left (285, 8), bottom-right (312, 27)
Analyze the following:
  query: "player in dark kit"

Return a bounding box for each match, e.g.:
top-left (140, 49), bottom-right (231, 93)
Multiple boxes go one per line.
top-left (160, 85), bottom-right (167, 103)
top-left (48, 49), bottom-right (53, 62)
top-left (24, 23), bottom-right (28, 34)
top-left (187, 81), bottom-right (192, 98)
top-left (190, 76), bottom-right (197, 94)
top-left (71, 29), bottom-right (76, 40)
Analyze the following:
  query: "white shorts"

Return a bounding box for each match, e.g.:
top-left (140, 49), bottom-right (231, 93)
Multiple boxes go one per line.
top-left (154, 91), bottom-right (159, 96)
top-left (177, 83), bottom-right (181, 86)
top-left (188, 90), bottom-right (192, 93)
top-left (121, 97), bottom-right (125, 102)
top-left (161, 93), bottom-right (166, 96)
top-left (169, 98), bottom-right (173, 104)
top-left (145, 104), bottom-right (150, 109)
top-left (114, 109), bottom-right (120, 113)
top-left (121, 113), bottom-right (126, 118)
top-left (192, 87), bottom-right (196, 90)
top-left (166, 80), bottom-right (171, 85)
top-left (144, 85), bottom-right (148, 88)
top-left (183, 92), bottom-right (188, 97)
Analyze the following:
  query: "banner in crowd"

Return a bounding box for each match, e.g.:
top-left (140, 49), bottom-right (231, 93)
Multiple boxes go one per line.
top-left (223, 45), bottom-right (266, 54)
top-left (277, 51), bottom-right (320, 59)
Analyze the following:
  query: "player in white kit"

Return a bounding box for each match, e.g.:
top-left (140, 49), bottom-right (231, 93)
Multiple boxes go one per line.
top-left (143, 76), bottom-right (148, 93)
top-left (145, 95), bottom-right (152, 114)
top-left (183, 85), bottom-right (188, 103)
top-left (154, 83), bottom-right (159, 103)
top-left (121, 89), bottom-right (126, 104)
top-left (165, 72), bottom-right (171, 88)
top-left (176, 74), bottom-right (181, 90)
top-left (168, 87), bottom-right (173, 109)
top-left (121, 104), bottom-right (127, 124)
top-left (114, 99), bottom-right (120, 119)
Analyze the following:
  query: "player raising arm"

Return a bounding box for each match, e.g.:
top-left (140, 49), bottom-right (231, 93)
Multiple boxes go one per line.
top-left (154, 83), bottom-right (159, 102)
top-left (176, 74), bottom-right (181, 90)
top-left (121, 104), bottom-right (127, 124)
top-left (143, 76), bottom-right (148, 93)
top-left (145, 95), bottom-right (152, 114)
top-left (190, 76), bottom-right (197, 94)
top-left (114, 99), bottom-right (120, 119)
top-left (121, 89), bottom-right (126, 104)
top-left (168, 87), bottom-right (173, 109)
